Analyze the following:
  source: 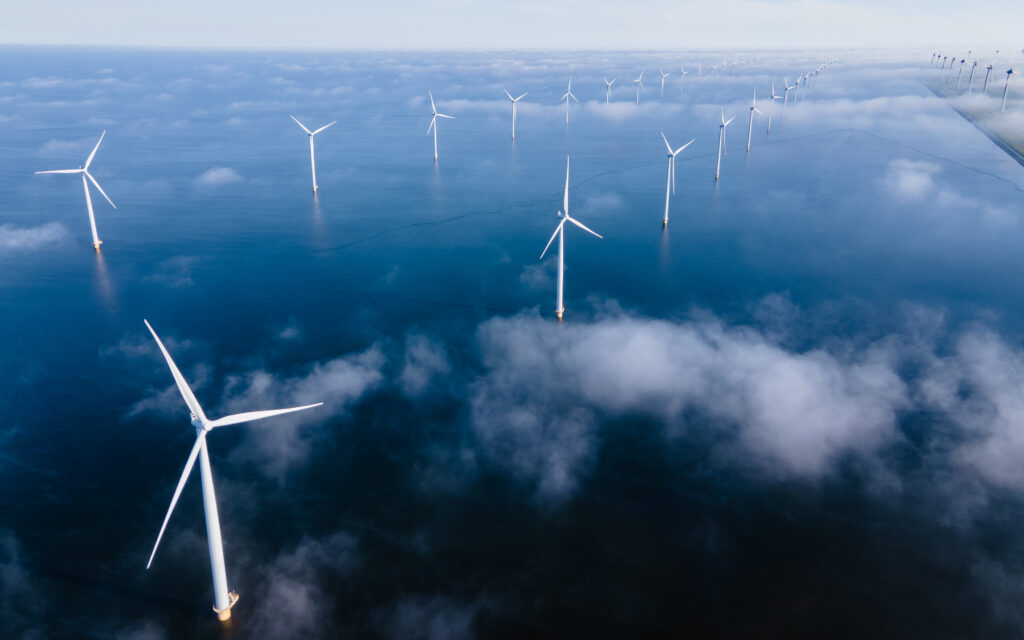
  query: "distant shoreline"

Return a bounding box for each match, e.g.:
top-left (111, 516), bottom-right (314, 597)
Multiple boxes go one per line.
top-left (926, 81), bottom-right (1024, 167)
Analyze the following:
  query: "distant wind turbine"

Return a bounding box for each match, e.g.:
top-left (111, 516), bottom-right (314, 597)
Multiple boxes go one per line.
top-left (767, 81), bottom-right (782, 134)
top-left (967, 60), bottom-right (978, 93)
top-left (680, 66), bottom-right (688, 92)
top-left (634, 71), bottom-right (645, 104)
top-left (984, 51), bottom-right (1000, 94)
top-left (426, 91), bottom-right (455, 162)
top-left (956, 58), bottom-right (966, 88)
top-left (746, 88), bottom-right (763, 152)
top-left (604, 78), bottom-right (615, 103)
top-left (659, 69), bottom-right (670, 100)
top-left (660, 132), bottom-right (694, 227)
top-left (289, 116), bottom-right (335, 193)
top-left (562, 76), bottom-right (579, 124)
top-left (142, 319), bottom-right (322, 622)
top-left (504, 89), bottom-right (528, 140)
top-left (715, 109), bottom-right (735, 181)
top-left (783, 77), bottom-right (796, 107)
top-left (539, 157), bottom-right (602, 321)
top-left (35, 131), bottom-right (116, 250)
top-left (1003, 68), bottom-right (1016, 111)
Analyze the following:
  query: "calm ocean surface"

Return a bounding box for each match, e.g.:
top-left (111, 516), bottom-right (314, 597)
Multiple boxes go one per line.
top-left (2, 47), bottom-right (1024, 638)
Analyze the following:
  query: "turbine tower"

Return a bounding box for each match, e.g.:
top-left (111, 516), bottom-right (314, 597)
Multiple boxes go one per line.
top-left (967, 60), bottom-right (978, 93)
top-left (746, 88), bottom-right (763, 152)
top-left (289, 116), bottom-right (336, 193)
top-left (984, 51), bottom-right (1000, 94)
top-left (142, 320), bottom-right (323, 622)
top-left (679, 66), bottom-right (688, 92)
top-left (35, 131), bottom-right (116, 250)
top-left (660, 132), bottom-right (694, 227)
top-left (715, 109), bottom-right (735, 181)
top-left (427, 91), bottom-right (455, 162)
top-left (504, 90), bottom-right (528, 140)
top-left (659, 69), bottom-right (670, 100)
top-left (561, 75), bottom-right (579, 124)
top-left (634, 71), bottom-right (645, 104)
top-left (604, 78), bottom-right (615, 104)
top-left (767, 81), bottom-right (782, 134)
top-left (1003, 68), bottom-right (1017, 111)
top-left (539, 157), bottom-right (602, 321)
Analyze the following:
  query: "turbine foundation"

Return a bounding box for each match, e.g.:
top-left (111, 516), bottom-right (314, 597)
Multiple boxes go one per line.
top-left (555, 308), bottom-right (564, 321)
top-left (213, 591), bottom-right (239, 622)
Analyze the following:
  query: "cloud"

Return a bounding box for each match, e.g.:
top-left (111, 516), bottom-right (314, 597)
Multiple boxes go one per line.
top-left (400, 333), bottom-right (451, 397)
top-left (378, 595), bottom-right (480, 640)
top-left (468, 309), bottom-right (909, 502)
top-left (114, 621), bottom-right (167, 640)
top-left (0, 530), bottom-right (42, 639)
top-left (883, 158), bottom-right (941, 200)
top-left (143, 256), bottom-right (199, 289)
top-left (247, 532), bottom-right (359, 640)
top-left (221, 345), bottom-right (386, 476)
top-left (194, 167), bottom-right (243, 187)
top-left (0, 222), bottom-right (69, 251)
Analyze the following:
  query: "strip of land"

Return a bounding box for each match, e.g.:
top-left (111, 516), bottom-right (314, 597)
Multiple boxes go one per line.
top-left (927, 81), bottom-right (1024, 167)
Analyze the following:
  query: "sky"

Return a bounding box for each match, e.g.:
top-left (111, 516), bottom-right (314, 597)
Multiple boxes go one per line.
top-left (1, 0), bottom-right (1022, 50)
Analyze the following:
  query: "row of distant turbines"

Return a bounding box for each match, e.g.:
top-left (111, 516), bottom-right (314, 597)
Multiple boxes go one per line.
top-left (930, 49), bottom-right (1020, 111)
top-left (31, 57), bottom-right (833, 619)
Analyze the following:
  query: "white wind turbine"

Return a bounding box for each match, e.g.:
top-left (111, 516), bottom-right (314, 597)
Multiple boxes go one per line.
top-left (660, 132), bottom-right (694, 227)
top-left (634, 71), bottom-right (645, 104)
top-left (289, 116), bottom-right (336, 193)
top-left (767, 81), bottom-right (782, 134)
top-left (1003, 68), bottom-right (1017, 111)
top-left (659, 69), bottom-right (670, 100)
top-left (35, 131), bottom-right (116, 250)
top-left (967, 59), bottom-right (978, 92)
top-left (604, 78), bottom-right (616, 103)
top-left (562, 76), bottom-right (579, 124)
top-left (746, 88), bottom-right (763, 152)
top-left (783, 77), bottom-right (796, 106)
top-left (427, 91), bottom-right (455, 162)
top-left (504, 89), bottom-right (528, 140)
top-left (679, 66), bottom-right (688, 92)
top-left (539, 157), bottom-right (602, 321)
top-left (142, 320), bottom-right (322, 622)
top-left (715, 109), bottom-right (735, 182)
top-left (984, 51), bottom-right (1000, 94)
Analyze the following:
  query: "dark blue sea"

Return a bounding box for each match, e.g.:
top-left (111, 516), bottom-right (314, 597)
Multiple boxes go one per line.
top-left (2, 47), bottom-right (1024, 638)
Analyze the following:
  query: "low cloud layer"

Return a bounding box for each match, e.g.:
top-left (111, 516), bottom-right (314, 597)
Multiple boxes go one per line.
top-left (194, 166), bottom-right (243, 187)
top-left (0, 222), bottom-right (69, 251)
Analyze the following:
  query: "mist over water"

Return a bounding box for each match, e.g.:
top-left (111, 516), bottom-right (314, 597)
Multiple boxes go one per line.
top-left (2, 47), bottom-right (1024, 638)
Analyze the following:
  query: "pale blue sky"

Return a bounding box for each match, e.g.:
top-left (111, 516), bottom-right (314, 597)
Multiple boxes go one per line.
top-left (1, 0), bottom-right (1021, 49)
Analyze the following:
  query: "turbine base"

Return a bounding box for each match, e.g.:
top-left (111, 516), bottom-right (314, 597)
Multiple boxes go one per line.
top-left (662, 219), bottom-right (668, 228)
top-left (213, 591), bottom-right (239, 622)
top-left (92, 241), bottom-right (103, 251)
top-left (555, 308), bottom-right (564, 321)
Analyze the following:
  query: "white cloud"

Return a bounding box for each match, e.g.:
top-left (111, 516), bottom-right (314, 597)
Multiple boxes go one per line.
top-left (883, 158), bottom-right (941, 200)
top-left (0, 222), bottom-right (69, 251)
top-left (194, 167), bottom-right (243, 187)
top-left (400, 333), bottom-right (451, 397)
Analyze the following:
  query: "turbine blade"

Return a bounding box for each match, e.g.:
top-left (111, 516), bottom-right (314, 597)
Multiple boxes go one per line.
top-left (289, 115), bottom-right (313, 135)
top-left (724, 116), bottom-right (735, 126)
top-left (85, 171), bottom-right (116, 209)
top-left (429, 91), bottom-right (437, 114)
top-left (207, 403), bottom-right (324, 429)
top-left (35, 169), bottom-right (82, 174)
top-left (427, 116), bottom-right (436, 134)
top-left (516, 92), bottom-right (528, 101)
top-left (504, 89), bottom-right (514, 101)
top-left (563, 157), bottom-right (570, 215)
top-left (674, 138), bottom-right (695, 154)
top-left (146, 433), bottom-right (203, 569)
top-left (540, 219), bottom-right (565, 260)
top-left (437, 113), bottom-right (455, 119)
top-left (143, 320), bottom-right (207, 424)
top-left (312, 121), bottom-right (336, 135)
top-left (661, 131), bottom-right (673, 154)
top-left (569, 91), bottom-right (579, 103)
top-left (84, 131), bottom-right (106, 170)
top-left (566, 215), bottom-right (603, 239)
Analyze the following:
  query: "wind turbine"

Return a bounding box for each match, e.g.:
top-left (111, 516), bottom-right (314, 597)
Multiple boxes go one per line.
top-left (715, 109), bottom-right (735, 182)
top-left (783, 77), bottom-right (796, 106)
top-left (659, 68), bottom-right (670, 100)
top-left (660, 132), bottom-right (694, 227)
top-left (539, 157), bottom-right (602, 321)
top-left (289, 116), bottom-right (335, 193)
top-left (746, 88), bottom-right (763, 152)
top-left (956, 58), bottom-right (966, 88)
top-left (967, 59), bottom-right (978, 92)
top-left (984, 51), bottom-right (999, 93)
top-left (698, 64), bottom-right (703, 78)
top-left (35, 131), bottom-right (116, 250)
top-left (679, 66), bottom-right (688, 92)
top-left (634, 71), bottom-right (645, 104)
top-left (561, 76), bottom-right (579, 124)
top-left (1003, 68), bottom-right (1017, 111)
top-left (504, 90), bottom-right (528, 140)
top-left (604, 78), bottom-right (615, 103)
top-left (767, 81), bottom-right (782, 134)
top-left (427, 91), bottom-right (455, 162)
top-left (142, 319), bottom-right (322, 622)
